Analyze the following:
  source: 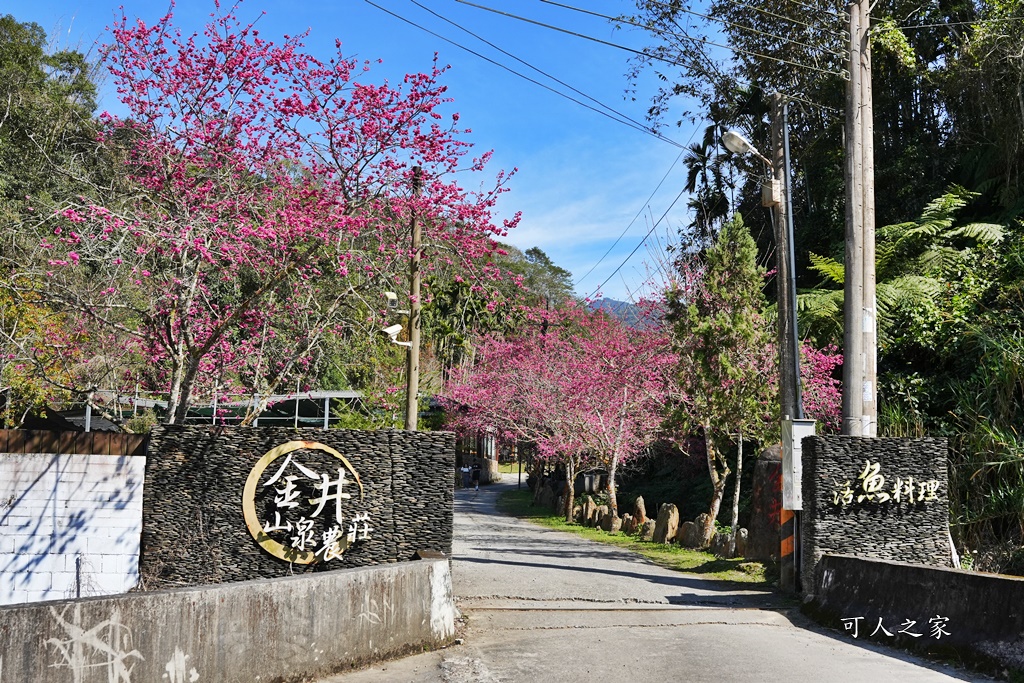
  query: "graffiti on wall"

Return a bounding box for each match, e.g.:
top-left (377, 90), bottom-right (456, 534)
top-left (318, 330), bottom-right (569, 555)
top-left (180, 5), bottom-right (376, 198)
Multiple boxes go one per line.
top-left (46, 605), bottom-right (144, 683)
top-left (832, 460), bottom-right (942, 508)
top-left (242, 440), bottom-right (373, 564)
top-left (162, 647), bottom-right (200, 683)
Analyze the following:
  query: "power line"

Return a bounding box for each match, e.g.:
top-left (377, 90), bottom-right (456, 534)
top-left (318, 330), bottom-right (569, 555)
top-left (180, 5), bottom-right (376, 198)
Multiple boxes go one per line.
top-left (406, 0), bottom-right (680, 148)
top-left (788, 0), bottom-right (849, 22)
top-left (361, 0), bottom-right (685, 148)
top-left (562, 0), bottom-right (848, 58)
top-left (585, 184), bottom-right (688, 299)
top-left (457, 0), bottom-right (849, 80)
top-left (896, 16), bottom-right (1024, 29)
top-left (573, 148), bottom-right (685, 286)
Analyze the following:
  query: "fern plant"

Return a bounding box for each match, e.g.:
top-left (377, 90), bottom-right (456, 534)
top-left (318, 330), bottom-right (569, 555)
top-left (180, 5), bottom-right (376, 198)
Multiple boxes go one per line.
top-left (798, 186), bottom-right (1003, 346)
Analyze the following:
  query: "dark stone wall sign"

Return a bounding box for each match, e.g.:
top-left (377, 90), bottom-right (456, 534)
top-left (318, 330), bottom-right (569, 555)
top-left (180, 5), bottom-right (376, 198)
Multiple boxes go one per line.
top-left (141, 426), bottom-right (455, 589)
top-left (801, 436), bottom-right (951, 594)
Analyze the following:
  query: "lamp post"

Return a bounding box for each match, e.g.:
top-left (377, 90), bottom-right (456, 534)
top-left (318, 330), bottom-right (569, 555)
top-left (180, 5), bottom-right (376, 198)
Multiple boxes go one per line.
top-left (721, 103), bottom-right (803, 423)
top-left (723, 99), bottom-right (809, 592)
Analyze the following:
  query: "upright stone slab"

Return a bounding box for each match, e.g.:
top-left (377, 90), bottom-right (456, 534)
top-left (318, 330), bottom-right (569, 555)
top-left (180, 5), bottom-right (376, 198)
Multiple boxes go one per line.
top-left (800, 436), bottom-right (950, 595)
top-left (746, 445), bottom-right (782, 562)
top-left (652, 503), bottom-right (679, 544)
top-left (632, 496), bottom-right (648, 525)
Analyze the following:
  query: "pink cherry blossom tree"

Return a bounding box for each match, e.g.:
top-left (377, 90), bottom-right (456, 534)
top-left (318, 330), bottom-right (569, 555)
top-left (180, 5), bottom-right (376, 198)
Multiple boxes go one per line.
top-left (10, 2), bottom-right (517, 424)
top-left (444, 303), bottom-right (674, 520)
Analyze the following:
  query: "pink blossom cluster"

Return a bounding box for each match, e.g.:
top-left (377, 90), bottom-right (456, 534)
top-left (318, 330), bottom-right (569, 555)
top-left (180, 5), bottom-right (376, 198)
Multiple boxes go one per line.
top-left (31, 1), bottom-right (519, 423)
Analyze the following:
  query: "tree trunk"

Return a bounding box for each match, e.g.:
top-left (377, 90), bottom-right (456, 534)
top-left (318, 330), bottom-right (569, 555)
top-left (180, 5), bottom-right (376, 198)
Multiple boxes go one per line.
top-left (171, 353), bottom-right (203, 425)
top-left (730, 430), bottom-right (743, 556)
top-left (531, 461), bottom-right (545, 505)
top-left (164, 350), bottom-right (187, 424)
top-left (563, 459), bottom-right (576, 522)
top-left (607, 391), bottom-right (627, 518)
top-left (701, 427), bottom-right (730, 546)
top-left (607, 453), bottom-right (619, 518)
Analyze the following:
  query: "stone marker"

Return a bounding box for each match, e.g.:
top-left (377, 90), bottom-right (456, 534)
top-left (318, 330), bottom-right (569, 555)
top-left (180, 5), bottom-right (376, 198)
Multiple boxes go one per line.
top-left (746, 445), bottom-right (782, 562)
top-left (652, 503), bottom-right (680, 544)
top-left (675, 521), bottom-right (695, 546)
top-left (538, 485), bottom-right (556, 511)
top-left (692, 513), bottom-right (710, 548)
top-left (710, 532), bottom-right (733, 558)
top-left (633, 496), bottom-right (648, 525)
top-left (595, 505), bottom-right (610, 529)
top-left (582, 498), bottom-right (597, 526)
top-left (735, 528), bottom-right (749, 557)
top-left (639, 519), bottom-right (656, 541)
top-left (621, 513), bottom-right (635, 535)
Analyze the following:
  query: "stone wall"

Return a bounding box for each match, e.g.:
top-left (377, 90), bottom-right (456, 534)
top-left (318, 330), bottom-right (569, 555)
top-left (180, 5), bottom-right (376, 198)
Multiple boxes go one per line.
top-left (800, 436), bottom-right (951, 592)
top-left (0, 452), bottom-right (145, 606)
top-left (142, 426), bottom-right (454, 588)
top-left (807, 554), bottom-right (1024, 676)
top-left (0, 558), bottom-right (456, 683)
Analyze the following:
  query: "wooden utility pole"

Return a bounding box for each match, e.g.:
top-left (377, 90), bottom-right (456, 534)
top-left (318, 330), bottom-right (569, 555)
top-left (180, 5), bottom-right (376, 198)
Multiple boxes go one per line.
top-left (843, 0), bottom-right (876, 436)
top-left (404, 166), bottom-right (424, 431)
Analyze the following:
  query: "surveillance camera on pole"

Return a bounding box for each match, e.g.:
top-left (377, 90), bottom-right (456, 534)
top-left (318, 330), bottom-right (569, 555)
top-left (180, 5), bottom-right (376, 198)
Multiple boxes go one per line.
top-left (382, 323), bottom-right (411, 347)
top-left (384, 291), bottom-right (399, 309)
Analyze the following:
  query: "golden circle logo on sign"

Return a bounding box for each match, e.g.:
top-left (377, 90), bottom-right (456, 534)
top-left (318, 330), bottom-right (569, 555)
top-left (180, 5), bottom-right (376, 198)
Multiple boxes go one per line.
top-left (242, 440), bottom-right (370, 564)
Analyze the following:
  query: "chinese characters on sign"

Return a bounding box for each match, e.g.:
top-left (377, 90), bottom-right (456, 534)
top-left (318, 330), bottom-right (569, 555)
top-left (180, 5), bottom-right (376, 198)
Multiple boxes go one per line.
top-left (832, 460), bottom-right (941, 507)
top-left (242, 441), bottom-right (373, 564)
top-left (842, 615), bottom-right (951, 640)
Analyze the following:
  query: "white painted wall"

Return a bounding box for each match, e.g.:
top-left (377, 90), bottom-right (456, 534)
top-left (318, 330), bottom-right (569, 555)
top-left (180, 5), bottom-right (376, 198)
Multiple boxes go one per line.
top-left (0, 453), bottom-right (145, 605)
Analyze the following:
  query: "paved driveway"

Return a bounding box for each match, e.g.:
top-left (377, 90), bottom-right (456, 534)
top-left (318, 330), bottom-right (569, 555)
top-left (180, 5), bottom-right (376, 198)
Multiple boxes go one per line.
top-left (320, 477), bottom-right (985, 682)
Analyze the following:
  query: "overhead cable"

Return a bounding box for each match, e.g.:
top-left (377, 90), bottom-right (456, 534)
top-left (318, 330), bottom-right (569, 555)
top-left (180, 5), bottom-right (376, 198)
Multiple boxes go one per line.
top-left (585, 185), bottom-right (688, 299)
top-left (573, 148), bottom-right (685, 286)
top-left (896, 16), bottom-right (1024, 29)
top-left (788, 0), bottom-right (849, 22)
top-left (361, 0), bottom-right (685, 148)
top-left (565, 0), bottom-right (848, 57)
top-left (406, 0), bottom-right (679, 148)
top-left (456, 0), bottom-right (849, 80)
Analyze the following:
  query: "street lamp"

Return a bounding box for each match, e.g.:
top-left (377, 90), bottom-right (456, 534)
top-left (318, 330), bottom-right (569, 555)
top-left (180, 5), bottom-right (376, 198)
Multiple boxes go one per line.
top-left (722, 130), bottom-right (772, 168)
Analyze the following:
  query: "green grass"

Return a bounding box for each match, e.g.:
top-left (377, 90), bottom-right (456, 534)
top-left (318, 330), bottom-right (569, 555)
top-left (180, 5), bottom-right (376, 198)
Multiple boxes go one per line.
top-left (497, 461), bottom-right (523, 474)
top-left (497, 489), bottom-right (776, 585)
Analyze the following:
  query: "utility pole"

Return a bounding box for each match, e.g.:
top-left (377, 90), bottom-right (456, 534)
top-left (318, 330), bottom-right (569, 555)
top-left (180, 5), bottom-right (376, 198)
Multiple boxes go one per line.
top-left (404, 166), bottom-right (424, 431)
top-left (860, 0), bottom-right (878, 438)
top-left (843, 0), bottom-right (876, 436)
top-left (771, 92), bottom-right (802, 424)
top-left (771, 92), bottom-right (808, 593)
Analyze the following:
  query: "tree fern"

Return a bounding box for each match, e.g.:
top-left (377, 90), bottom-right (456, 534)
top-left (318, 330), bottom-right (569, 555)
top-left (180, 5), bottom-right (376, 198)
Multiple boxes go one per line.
top-left (797, 187), bottom-right (1005, 346)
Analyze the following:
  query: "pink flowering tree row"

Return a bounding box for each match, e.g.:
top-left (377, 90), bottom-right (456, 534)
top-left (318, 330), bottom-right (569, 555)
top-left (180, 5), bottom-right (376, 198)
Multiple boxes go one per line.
top-left (444, 302), bottom-right (675, 520)
top-left (7, 2), bottom-right (518, 424)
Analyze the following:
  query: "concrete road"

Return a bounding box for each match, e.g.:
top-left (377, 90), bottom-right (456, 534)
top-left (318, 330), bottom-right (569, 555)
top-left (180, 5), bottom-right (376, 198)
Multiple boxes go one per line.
top-left (319, 477), bottom-right (986, 683)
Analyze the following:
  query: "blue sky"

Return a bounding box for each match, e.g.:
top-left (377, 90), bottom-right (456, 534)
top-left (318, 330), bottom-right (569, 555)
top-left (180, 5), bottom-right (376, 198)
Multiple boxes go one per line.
top-left (7, 0), bottom-right (703, 301)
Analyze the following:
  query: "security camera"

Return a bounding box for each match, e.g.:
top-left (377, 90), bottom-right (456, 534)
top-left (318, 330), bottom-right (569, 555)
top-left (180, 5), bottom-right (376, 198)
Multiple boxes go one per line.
top-left (384, 291), bottom-right (399, 309)
top-left (382, 324), bottom-right (403, 340)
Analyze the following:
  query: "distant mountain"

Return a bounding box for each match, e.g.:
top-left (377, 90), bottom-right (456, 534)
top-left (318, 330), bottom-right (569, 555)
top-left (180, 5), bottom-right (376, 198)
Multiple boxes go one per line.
top-left (589, 298), bottom-right (642, 327)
